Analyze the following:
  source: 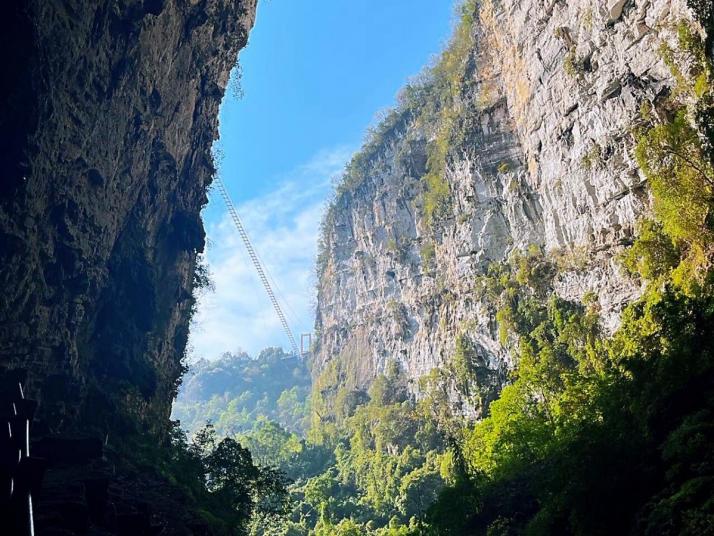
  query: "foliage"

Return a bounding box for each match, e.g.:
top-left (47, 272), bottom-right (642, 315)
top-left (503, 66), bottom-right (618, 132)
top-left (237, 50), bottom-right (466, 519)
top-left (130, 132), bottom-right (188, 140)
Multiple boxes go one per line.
top-left (118, 422), bottom-right (289, 534)
top-left (434, 276), bottom-right (714, 535)
top-left (420, 241), bottom-right (436, 268)
top-left (634, 108), bottom-right (713, 293)
top-left (238, 418), bottom-right (303, 471)
top-left (244, 365), bottom-right (450, 535)
top-left (563, 50), bottom-right (582, 78)
top-left (423, 144), bottom-right (451, 227)
top-left (621, 219), bottom-right (681, 280)
top-left (419, 0), bottom-right (479, 227)
top-left (173, 348), bottom-right (311, 436)
top-left (449, 333), bottom-right (502, 411)
top-left (452, 335), bottom-right (477, 395)
top-left (580, 143), bottom-right (602, 170)
top-left (659, 20), bottom-right (712, 99)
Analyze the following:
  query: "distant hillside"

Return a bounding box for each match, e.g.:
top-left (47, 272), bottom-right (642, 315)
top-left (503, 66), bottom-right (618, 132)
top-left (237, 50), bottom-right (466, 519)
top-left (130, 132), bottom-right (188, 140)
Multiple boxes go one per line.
top-left (172, 347), bottom-right (311, 436)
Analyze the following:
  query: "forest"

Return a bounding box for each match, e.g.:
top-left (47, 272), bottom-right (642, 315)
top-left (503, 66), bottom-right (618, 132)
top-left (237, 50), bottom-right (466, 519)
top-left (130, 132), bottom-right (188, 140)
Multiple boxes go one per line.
top-left (173, 347), bottom-right (311, 437)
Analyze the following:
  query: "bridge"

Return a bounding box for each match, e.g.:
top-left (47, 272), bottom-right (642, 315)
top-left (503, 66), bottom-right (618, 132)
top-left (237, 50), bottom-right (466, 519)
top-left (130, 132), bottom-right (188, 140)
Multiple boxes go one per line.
top-left (214, 176), bottom-right (311, 358)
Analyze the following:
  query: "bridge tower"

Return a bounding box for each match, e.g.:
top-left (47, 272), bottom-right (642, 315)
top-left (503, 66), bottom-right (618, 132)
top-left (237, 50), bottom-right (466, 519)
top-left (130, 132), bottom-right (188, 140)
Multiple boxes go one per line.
top-left (300, 333), bottom-right (312, 358)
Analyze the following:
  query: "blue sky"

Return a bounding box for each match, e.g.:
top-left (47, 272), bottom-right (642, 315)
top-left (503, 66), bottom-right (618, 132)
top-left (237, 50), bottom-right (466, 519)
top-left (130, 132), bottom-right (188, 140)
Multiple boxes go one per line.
top-left (188, 0), bottom-right (456, 360)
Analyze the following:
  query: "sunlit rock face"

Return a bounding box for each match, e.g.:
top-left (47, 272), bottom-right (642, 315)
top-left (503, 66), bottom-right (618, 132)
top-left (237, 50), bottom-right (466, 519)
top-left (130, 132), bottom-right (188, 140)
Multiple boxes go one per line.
top-left (0, 0), bottom-right (256, 437)
top-left (314, 0), bottom-right (702, 414)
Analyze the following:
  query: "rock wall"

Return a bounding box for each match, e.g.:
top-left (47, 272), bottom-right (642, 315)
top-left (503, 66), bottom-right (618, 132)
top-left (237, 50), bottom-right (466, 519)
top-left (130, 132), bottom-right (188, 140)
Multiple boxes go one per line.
top-left (314, 0), bottom-right (702, 410)
top-left (0, 0), bottom-right (256, 437)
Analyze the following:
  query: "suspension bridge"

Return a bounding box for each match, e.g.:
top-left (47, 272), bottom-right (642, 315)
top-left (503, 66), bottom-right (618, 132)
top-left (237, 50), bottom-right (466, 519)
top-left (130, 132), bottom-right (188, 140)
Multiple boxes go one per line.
top-left (213, 176), bottom-right (311, 359)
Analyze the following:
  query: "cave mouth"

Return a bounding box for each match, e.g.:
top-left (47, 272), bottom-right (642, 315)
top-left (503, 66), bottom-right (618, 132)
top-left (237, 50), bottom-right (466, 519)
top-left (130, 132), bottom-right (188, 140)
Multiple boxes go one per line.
top-left (6, 1), bottom-right (712, 534)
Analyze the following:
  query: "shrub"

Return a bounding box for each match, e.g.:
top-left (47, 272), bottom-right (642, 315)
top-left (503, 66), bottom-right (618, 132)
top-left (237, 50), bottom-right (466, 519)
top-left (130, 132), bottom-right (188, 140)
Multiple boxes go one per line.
top-left (563, 50), bottom-right (584, 78)
top-left (580, 143), bottom-right (602, 170)
top-left (621, 219), bottom-right (681, 280)
top-left (634, 109), bottom-right (714, 288)
top-left (420, 242), bottom-right (436, 267)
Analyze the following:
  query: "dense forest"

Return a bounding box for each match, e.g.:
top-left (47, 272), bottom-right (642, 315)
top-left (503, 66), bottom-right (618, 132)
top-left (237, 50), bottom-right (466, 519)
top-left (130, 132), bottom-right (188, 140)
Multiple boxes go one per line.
top-left (162, 4), bottom-right (714, 535)
top-left (173, 348), bottom-right (311, 436)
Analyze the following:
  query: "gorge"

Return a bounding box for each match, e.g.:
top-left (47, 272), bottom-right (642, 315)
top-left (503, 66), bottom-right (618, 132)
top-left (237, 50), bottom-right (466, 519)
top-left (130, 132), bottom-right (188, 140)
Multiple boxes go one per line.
top-left (1, 0), bottom-right (714, 534)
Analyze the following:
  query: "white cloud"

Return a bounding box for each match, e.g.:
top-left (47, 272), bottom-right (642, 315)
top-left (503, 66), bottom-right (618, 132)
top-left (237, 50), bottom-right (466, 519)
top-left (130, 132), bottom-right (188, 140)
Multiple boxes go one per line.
top-left (187, 145), bottom-right (352, 360)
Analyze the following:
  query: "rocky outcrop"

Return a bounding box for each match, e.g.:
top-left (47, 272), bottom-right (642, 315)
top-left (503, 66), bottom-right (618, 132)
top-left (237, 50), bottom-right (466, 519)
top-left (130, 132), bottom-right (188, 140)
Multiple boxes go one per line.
top-left (314, 0), bottom-right (704, 411)
top-left (0, 0), bottom-right (256, 438)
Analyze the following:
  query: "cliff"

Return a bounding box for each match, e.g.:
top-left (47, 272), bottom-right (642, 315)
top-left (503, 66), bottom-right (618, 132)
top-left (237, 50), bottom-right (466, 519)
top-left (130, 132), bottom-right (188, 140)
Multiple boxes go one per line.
top-left (0, 0), bottom-right (255, 436)
top-left (314, 0), bottom-right (706, 412)
top-left (0, 0), bottom-right (258, 530)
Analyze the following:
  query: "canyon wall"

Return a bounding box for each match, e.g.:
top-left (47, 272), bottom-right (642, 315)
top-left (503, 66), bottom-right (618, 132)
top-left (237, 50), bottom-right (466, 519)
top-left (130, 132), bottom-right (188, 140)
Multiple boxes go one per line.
top-left (0, 0), bottom-right (255, 437)
top-left (314, 0), bottom-right (704, 411)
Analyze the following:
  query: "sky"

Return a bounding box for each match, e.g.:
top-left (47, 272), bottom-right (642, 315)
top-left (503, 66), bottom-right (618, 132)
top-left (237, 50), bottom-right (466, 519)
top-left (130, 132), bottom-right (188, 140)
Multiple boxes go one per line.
top-left (188, 0), bottom-right (456, 360)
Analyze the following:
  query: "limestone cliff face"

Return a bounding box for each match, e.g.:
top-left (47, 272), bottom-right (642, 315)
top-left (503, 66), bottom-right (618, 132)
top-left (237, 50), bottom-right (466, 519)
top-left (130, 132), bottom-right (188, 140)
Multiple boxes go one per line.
top-left (0, 0), bottom-right (255, 436)
top-left (314, 0), bottom-right (704, 411)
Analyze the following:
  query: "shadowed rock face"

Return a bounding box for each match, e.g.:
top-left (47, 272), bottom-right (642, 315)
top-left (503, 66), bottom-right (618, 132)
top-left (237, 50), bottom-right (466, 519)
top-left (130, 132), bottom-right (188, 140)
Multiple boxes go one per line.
top-left (0, 0), bottom-right (256, 438)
